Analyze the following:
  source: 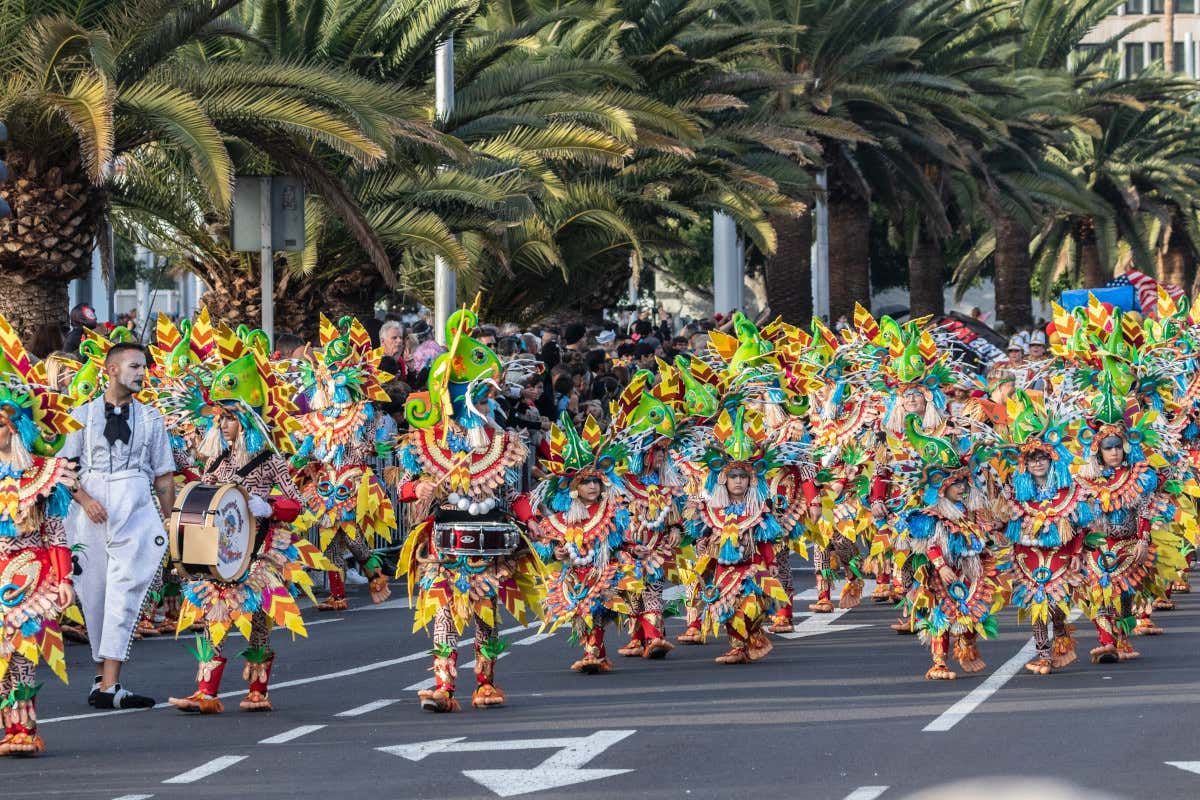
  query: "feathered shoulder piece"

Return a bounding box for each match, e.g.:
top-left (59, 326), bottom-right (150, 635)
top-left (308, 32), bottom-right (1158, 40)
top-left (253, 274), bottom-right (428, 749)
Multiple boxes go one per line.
top-left (0, 314), bottom-right (81, 457)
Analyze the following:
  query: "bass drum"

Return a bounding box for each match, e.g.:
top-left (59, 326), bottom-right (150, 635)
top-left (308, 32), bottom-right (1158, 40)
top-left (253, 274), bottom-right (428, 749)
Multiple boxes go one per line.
top-left (169, 482), bottom-right (255, 583)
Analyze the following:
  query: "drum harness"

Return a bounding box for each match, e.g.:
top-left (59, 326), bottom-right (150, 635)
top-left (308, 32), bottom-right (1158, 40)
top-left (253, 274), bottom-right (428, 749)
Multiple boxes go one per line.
top-left (206, 449), bottom-right (275, 552)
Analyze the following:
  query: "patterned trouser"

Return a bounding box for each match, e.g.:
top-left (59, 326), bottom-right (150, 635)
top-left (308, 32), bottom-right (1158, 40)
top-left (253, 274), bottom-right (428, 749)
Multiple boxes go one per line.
top-left (1032, 605), bottom-right (1068, 660)
top-left (432, 605), bottom-right (495, 650)
top-left (1094, 590), bottom-right (1134, 647)
top-left (775, 546), bottom-right (794, 603)
top-left (0, 653), bottom-right (35, 697)
top-left (628, 581), bottom-right (665, 640)
top-left (812, 535), bottom-right (861, 577)
top-left (324, 529), bottom-right (372, 571)
top-left (210, 610), bottom-right (271, 658)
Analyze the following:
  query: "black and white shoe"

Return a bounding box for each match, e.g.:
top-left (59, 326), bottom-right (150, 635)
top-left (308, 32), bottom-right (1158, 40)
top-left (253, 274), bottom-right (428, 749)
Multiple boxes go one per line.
top-left (92, 683), bottom-right (156, 710)
top-left (87, 675), bottom-right (103, 707)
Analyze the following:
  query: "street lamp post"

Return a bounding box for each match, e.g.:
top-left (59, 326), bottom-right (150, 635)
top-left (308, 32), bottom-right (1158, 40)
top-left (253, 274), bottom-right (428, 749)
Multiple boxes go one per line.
top-left (433, 38), bottom-right (456, 344)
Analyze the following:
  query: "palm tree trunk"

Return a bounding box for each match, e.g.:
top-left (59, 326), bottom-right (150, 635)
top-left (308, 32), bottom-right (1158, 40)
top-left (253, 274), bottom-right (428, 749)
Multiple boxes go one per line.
top-left (1165, 0), bottom-right (1177, 73)
top-left (1160, 223), bottom-right (1193, 290)
top-left (1079, 221), bottom-right (1108, 288)
top-left (994, 214), bottom-right (1033, 330)
top-left (908, 229), bottom-right (944, 317)
top-left (765, 209), bottom-right (813, 325)
top-left (0, 152), bottom-right (104, 336)
top-left (827, 179), bottom-right (870, 324)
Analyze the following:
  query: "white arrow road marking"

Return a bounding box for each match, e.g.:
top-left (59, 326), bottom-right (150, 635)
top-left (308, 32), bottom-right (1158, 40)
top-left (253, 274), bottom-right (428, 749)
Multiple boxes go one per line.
top-left (111, 795), bottom-right (154, 800)
top-left (162, 755), bottom-right (248, 784)
top-left (378, 730), bottom-right (637, 798)
top-left (773, 609), bottom-right (872, 640)
top-left (403, 653), bottom-right (510, 691)
top-left (336, 698), bottom-right (401, 717)
top-left (925, 609), bottom-right (1082, 732)
top-left (1166, 762), bottom-right (1200, 775)
top-left (843, 787), bottom-right (889, 800)
top-left (259, 724), bottom-right (326, 744)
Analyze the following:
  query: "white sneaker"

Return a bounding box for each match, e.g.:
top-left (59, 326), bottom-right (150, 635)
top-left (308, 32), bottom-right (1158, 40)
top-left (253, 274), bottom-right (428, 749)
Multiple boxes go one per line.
top-left (344, 567), bottom-right (368, 585)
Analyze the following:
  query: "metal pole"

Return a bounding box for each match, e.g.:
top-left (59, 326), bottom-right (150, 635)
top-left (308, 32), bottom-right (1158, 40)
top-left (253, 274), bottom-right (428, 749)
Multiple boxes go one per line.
top-left (134, 244), bottom-right (149, 331)
top-left (713, 211), bottom-right (740, 316)
top-left (433, 38), bottom-right (456, 344)
top-left (1187, 31), bottom-right (1196, 77)
top-left (259, 176), bottom-right (274, 342)
top-left (812, 169), bottom-right (830, 320)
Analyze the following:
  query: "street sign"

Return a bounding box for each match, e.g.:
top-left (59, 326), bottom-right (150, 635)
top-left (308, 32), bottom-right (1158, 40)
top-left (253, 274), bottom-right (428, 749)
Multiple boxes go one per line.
top-left (378, 729), bottom-right (636, 797)
top-left (230, 176), bottom-right (305, 252)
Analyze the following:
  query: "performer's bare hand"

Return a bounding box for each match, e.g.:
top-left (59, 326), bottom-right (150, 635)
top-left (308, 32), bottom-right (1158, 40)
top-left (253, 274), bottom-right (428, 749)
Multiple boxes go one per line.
top-left (80, 494), bottom-right (107, 524)
top-left (56, 582), bottom-right (75, 609)
top-left (414, 481), bottom-right (436, 501)
top-left (1069, 555), bottom-right (1081, 574)
top-left (938, 565), bottom-right (957, 585)
top-left (870, 500), bottom-right (886, 519)
top-left (1133, 539), bottom-right (1150, 564)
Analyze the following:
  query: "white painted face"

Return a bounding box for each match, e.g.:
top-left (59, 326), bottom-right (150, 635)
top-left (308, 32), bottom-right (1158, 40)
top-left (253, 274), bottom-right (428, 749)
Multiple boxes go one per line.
top-left (107, 349), bottom-right (147, 394)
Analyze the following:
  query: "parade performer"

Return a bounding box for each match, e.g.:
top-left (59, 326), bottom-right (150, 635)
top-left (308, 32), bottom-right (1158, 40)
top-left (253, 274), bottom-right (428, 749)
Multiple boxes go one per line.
top-left (63, 342), bottom-right (175, 709)
top-left (0, 316), bottom-right (80, 755)
top-left (166, 325), bottom-right (331, 713)
top-left (292, 315), bottom-right (396, 610)
top-left (1003, 390), bottom-right (1090, 675)
top-left (533, 414), bottom-right (644, 671)
top-left (895, 417), bottom-right (1002, 679)
top-left (677, 407), bottom-right (803, 664)
top-left (395, 305), bottom-right (542, 712)
top-left (607, 370), bottom-right (683, 659)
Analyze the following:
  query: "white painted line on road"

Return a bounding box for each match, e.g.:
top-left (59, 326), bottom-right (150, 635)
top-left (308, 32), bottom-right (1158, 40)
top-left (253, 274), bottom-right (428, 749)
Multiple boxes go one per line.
top-left (404, 653), bottom-right (510, 691)
top-left (259, 724), bottom-right (326, 744)
top-left (924, 611), bottom-right (1082, 733)
top-left (1166, 761), bottom-right (1200, 775)
top-left (162, 755), bottom-right (248, 784)
top-left (336, 698), bottom-right (401, 717)
top-left (112, 794), bottom-right (154, 800)
top-left (42, 623), bottom-right (540, 726)
top-left (351, 598), bottom-right (411, 612)
top-left (844, 786), bottom-right (888, 800)
top-left (514, 631), bottom-right (555, 646)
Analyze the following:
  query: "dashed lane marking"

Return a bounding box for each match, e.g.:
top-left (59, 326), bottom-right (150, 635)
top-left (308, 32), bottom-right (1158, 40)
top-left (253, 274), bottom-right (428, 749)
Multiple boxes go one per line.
top-left (162, 755), bottom-right (248, 784)
top-left (843, 787), bottom-right (888, 800)
top-left (336, 698), bottom-right (402, 717)
top-left (259, 724), bottom-right (326, 744)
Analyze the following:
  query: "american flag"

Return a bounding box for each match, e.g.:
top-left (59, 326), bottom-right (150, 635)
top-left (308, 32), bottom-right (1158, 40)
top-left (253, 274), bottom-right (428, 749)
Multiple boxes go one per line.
top-left (1104, 269), bottom-right (1184, 317)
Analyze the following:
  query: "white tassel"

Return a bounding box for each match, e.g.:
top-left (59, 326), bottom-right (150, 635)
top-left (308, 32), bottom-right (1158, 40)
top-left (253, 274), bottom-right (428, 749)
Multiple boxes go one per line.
top-left (197, 425), bottom-right (227, 462)
top-left (3, 431), bottom-right (32, 472)
top-left (467, 425), bottom-right (489, 451)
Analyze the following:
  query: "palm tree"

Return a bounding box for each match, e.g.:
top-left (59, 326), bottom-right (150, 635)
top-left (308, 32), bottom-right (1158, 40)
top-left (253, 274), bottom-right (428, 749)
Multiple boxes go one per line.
top-left (0, 0), bottom-right (403, 335)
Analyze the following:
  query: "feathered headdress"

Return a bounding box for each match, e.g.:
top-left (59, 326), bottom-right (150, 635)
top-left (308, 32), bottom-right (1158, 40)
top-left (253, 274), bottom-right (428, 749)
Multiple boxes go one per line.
top-left (1004, 389), bottom-right (1080, 492)
top-left (0, 314), bottom-right (81, 464)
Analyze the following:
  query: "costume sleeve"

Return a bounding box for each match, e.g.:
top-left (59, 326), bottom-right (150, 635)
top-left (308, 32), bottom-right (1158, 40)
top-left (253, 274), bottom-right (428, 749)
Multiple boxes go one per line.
top-left (146, 408), bottom-right (177, 478)
top-left (801, 477), bottom-right (819, 504)
top-left (511, 494), bottom-right (534, 523)
top-left (398, 480), bottom-right (421, 503)
top-left (271, 456), bottom-right (303, 503)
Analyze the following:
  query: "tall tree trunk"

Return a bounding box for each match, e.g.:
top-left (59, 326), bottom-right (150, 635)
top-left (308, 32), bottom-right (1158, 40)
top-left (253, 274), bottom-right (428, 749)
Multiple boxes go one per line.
top-left (1079, 220), bottom-right (1108, 288)
top-left (0, 152), bottom-right (105, 336)
top-left (1165, 0), bottom-right (1177, 73)
top-left (994, 214), bottom-right (1033, 330)
top-left (827, 179), bottom-right (871, 324)
top-left (765, 209), bottom-right (813, 325)
top-left (908, 229), bottom-right (944, 317)
top-left (1160, 220), bottom-right (1193, 290)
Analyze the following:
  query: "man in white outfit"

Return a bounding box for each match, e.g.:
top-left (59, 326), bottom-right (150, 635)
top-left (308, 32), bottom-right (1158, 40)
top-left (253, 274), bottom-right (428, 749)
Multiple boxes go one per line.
top-left (63, 343), bottom-right (176, 709)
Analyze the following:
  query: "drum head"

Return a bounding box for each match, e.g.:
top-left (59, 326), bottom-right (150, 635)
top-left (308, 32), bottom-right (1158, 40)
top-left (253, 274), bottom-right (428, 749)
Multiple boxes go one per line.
top-left (210, 485), bottom-right (253, 582)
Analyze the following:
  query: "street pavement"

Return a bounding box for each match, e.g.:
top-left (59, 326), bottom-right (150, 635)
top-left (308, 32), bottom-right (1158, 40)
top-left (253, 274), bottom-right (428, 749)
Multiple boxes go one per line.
top-left (12, 573), bottom-right (1200, 800)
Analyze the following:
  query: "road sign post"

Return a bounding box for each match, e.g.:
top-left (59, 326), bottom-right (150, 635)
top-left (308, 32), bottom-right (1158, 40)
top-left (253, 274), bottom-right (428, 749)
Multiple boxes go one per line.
top-left (231, 176), bottom-right (305, 345)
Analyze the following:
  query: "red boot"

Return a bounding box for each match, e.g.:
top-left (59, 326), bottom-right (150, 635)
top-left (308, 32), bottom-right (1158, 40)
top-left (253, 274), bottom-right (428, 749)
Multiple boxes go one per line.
top-left (240, 648), bottom-right (275, 711)
top-left (318, 571), bottom-right (349, 610)
top-left (168, 655), bottom-right (227, 714)
top-left (0, 684), bottom-right (44, 756)
top-left (640, 612), bottom-right (674, 659)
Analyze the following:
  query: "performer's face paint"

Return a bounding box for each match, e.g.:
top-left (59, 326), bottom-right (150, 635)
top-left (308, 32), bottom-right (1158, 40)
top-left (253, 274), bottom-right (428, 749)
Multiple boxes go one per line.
top-left (577, 476), bottom-right (602, 503)
top-left (945, 478), bottom-right (966, 502)
top-left (1027, 451), bottom-right (1050, 479)
top-left (726, 469), bottom-right (751, 501)
top-left (107, 350), bottom-right (147, 394)
top-left (902, 389), bottom-right (926, 416)
top-left (1100, 436), bottom-right (1125, 468)
top-left (219, 412), bottom-right (242, 444)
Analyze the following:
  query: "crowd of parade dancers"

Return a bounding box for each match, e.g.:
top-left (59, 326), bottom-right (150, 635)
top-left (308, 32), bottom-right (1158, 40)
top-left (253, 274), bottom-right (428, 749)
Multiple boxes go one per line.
top-left (3, 288), bottom-right (1199, 752)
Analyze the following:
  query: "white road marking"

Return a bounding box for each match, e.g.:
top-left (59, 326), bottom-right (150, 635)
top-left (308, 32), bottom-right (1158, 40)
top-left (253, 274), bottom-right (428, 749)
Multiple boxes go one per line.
top-left (924, 610), bottom-right (1082, 733)
top-left (111, 795), bottom-right (154, 800)
top-left (1166, 761), bottom-right (1200, 775)
top-left (513, 632), bottom-right (555, 646)
top-left (843, 787), bottom-right (889, 800)
top-left (773, 608), bottom-right (872, 639)
top-left (379, 729), bottom-right (637, 797)
top-left (42, 623), bottom-right (540, 725)
top-left (336, 698), bottom-right (401, 717)
top-left (162, 755), bottom-right (248, 784)
top-left (403, 653), bottom-right (509, 691)
top-left (351, 598), bottom-right (411, 612)
top-left (259, 724), bottom-right (326, 744)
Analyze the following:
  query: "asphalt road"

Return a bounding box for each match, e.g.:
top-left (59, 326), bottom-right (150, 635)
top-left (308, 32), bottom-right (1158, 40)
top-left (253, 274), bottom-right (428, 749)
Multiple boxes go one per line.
top-left (11, 573), bottom-right (1200, 800)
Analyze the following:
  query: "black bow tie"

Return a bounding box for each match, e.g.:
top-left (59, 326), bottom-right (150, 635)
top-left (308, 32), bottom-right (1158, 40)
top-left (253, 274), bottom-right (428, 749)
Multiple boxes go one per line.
top-left (104, 403), bottom-right (132, 446)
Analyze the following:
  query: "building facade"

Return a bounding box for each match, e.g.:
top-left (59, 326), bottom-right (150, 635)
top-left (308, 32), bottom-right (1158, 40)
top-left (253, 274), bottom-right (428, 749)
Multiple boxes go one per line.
top-left (1081, 2), bottom-right (1200, 77)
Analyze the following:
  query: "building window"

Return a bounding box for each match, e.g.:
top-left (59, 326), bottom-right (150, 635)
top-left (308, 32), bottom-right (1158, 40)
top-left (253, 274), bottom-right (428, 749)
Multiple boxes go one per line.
top-left (1148, 0), bottom-right (1164, 13)
top-left (1148, 42), bottom-right (1188, 71)
top-left (1125, 42), bottom-right (1146, 74)
top-left (1120, 0), bottom-right (1145, 12)
top-left (1180, 0), bottom-right (1197, 13)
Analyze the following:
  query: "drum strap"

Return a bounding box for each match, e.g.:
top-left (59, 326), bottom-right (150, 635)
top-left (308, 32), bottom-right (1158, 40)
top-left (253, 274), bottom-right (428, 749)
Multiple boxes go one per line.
top-left (208, 449), bottom-right (273, 479)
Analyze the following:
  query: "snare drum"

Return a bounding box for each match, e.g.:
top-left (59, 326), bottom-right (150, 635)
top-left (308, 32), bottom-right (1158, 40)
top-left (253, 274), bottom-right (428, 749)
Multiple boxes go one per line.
top-left (434, 521), bottom-right (521, 557)
top-left (169, 482), bottom-right (255, 583)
